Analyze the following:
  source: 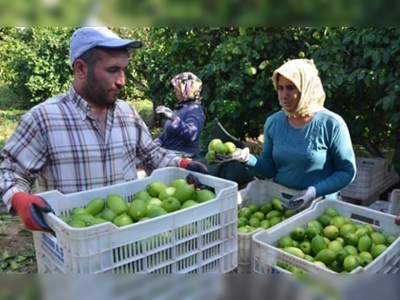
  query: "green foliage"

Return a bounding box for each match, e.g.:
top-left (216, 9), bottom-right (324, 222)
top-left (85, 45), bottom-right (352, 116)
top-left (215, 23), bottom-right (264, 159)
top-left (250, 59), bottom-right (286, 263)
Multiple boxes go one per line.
top-left (1, 27), bottom-right (75, 108)
top-left (303, 27), bottom-right (400, 171)
top-left (1, 27), bottom-right (400, 171)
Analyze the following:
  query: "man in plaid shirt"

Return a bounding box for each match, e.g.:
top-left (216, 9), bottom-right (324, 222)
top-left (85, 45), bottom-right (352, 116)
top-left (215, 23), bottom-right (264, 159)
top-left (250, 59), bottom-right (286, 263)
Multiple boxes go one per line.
top-left (0, 27), bottom-right (207, 232)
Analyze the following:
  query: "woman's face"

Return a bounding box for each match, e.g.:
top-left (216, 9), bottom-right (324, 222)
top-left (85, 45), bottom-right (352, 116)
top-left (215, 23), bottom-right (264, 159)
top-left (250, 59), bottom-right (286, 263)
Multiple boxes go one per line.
top-left (173, 86), bottom-right (184, 101)
top-left (277, 75), bottom-right (301, 113)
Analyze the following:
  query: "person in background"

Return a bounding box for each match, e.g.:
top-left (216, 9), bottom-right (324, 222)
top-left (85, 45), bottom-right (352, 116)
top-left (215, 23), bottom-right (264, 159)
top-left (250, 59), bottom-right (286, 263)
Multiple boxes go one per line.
top-left (154, 72), bottom-right (205, 156)
top-left (0, 27), bottom-right (207, 232)
top-left (219, 58), bottom-right (356, 209)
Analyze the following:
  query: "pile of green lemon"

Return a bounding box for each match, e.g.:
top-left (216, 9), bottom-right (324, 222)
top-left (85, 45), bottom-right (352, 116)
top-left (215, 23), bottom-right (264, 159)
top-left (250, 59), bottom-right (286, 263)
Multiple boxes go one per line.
top-left (237, 197), bottom-right (300, 233)
top-left (205, 138), bottom-right (237, 163)
top-left (275, 207), bottom-right (398, 273)
top-left (57, 178), bottom-right (216, 228)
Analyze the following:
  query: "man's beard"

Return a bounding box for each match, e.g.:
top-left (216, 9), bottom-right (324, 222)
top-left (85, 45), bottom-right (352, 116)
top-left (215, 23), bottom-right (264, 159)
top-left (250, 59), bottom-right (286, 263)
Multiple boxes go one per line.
top-left (82, 69), bottom-right (117, 107)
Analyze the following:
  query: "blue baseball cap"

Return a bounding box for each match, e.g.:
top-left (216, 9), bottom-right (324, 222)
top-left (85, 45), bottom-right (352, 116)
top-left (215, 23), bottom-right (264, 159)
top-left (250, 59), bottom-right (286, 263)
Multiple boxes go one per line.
top-left (69, 27), bottom-right (142, 64)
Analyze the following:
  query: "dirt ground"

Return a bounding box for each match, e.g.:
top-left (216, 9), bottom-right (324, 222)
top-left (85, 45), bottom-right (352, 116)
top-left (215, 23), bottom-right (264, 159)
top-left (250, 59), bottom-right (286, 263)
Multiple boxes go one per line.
top-left (0, 213), bottom-right (38, 273)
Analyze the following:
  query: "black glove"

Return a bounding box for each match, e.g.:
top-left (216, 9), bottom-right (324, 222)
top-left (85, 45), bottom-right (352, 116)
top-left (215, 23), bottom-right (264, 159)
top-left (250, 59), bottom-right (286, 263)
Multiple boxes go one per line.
top-left (180, 158), bottom-right (209, 174)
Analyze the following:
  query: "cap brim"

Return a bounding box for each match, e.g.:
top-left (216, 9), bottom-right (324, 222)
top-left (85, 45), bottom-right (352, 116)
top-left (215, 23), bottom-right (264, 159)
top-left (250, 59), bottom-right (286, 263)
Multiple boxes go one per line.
top-left (98, 39), bottom-right (142, 50)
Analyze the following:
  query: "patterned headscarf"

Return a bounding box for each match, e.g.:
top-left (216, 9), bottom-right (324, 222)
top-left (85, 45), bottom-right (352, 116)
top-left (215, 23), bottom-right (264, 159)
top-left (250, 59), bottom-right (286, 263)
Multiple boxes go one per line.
top-left (271, 59), bottom-right (325, 117)
top-left (171, 72), bottom-right (203, 102)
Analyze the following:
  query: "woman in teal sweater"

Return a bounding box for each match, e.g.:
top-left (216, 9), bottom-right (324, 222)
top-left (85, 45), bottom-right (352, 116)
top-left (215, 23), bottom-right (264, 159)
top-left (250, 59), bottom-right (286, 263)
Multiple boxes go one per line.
top-left (229, 59), bottom-right (356, 209)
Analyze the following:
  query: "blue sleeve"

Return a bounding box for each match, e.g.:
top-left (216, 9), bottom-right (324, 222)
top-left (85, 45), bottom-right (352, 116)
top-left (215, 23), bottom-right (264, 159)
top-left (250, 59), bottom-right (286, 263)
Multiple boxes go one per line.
top-left (313, 118), bottom-right (356, 197)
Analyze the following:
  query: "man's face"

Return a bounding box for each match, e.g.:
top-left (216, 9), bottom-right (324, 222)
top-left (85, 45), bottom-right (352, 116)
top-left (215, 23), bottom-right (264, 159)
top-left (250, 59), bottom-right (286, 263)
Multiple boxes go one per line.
top-left (82, 49), bottom-right (130, 107)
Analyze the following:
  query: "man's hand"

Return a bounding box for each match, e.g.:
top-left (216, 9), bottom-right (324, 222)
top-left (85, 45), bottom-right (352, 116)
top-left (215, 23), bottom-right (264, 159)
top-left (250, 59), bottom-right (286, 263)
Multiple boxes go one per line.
top-left (395, 214), bottom-right (400, 225)
top-left (282, 187), bottom-right (316, 210)
top-left (179, 158), bottom-right (208, 174)
top-left (11, 192), bottom-right (53, 232)
top-left (212, 147), bottom-right (250, 164)
top-left (156, 105), bottom-right (176, 120)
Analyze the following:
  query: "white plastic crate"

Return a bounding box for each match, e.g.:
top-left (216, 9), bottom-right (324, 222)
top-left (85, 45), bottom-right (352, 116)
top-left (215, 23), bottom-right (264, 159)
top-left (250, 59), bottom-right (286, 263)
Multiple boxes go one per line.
top-left (236, 179), bottom-right (305, 274)
top-left (252, 199), bottom-right (400, 276)
top-left (388, 189), bottom-right (400, 215)
top-left (33, 167), bottom-right (238, 275)
top-left (341, 157), bottom-right (397, 201)
top-left (368, 200), bottom-right (390, 213)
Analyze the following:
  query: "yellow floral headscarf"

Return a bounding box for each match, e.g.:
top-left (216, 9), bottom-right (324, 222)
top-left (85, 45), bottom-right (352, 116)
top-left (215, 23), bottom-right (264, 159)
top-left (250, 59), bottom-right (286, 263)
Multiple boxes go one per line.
top-left (171, 72), bottom-right (203, 101)
top-left (271, 59), bottom-right (326, 117)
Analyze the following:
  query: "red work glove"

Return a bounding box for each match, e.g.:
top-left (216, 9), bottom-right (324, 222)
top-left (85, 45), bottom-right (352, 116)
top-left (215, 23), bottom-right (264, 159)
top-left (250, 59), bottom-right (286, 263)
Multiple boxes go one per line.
top-left (179, 158), bottom-right (209, 174)
top-left (11, 192), bottom-right (53, 232)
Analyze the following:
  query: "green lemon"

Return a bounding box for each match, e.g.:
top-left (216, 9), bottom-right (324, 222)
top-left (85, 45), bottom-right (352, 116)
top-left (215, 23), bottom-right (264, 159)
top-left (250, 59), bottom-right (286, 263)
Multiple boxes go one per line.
top-left (269, 216), bottom-right (281, 227)
top-left (357, 235), bottom-right (373, 253)
top-left (314, 249), bottom-right (337, 265)
top-left (339, 223), bottom-right (356, 237)
top-left (311, 235), bottom-right (327, 255)
top-left (343, 245), bottom-right (358, 256)
top-left (162, 197), bottom-right (181, 213)
top-left (70, 213), bottom-right (94, 224)
top-left (317, 214), bottom-right (332, 228)
top-left (305, 226), bottom-right (319, 240)
top-left (87, 218), bottom-right (109, 226)
top-left (85, 197), bottom-right (105, 216)
top-left (343, 233), bottom-right (359, 246)
top-left (266, 210), bottom-right (282, 220)
top-left (134, 190), bottom-right (152, 202)
top-left (328, 240), bottom-right (343, 253)
top-left (68, 219), bottom-right (87, 228)
top-left (370, 232), bottom-right (388, 245)
top-left (271, 198), bottom-right (285, 212)
top-left (370, 244), bottom-right (387, 259)
top-left (224, 142), bottom-right (236, 154)
top-left (330, 215), bottom-right (346, 229)
top-left (158, 187), bottom-right (177, 201)
top-left (181, 200), bottom-right (199, 209)
top-left (278, 235), bottom-right (294, 248)
top-left (213, 141), bottom-right (228, 155)
top-left (146, 181), bottom-right (167, 197)
top-left (146, 206), bottom-right (168, 219)
top-left (259, 202), bottom-right (273, 215)
top-left (358, 251), bottom-right (373, 267)
top-left (247, 203), bottom-right (259, 214)
top-left (238, 207), bottom-right (252, 220)
top-left (252, 211), bottom-right (265, 222)
top-left (324, 207), bottom-right (340, 218)
top-left (71, 207), bottom-right (88, 216)
top-left (249, 217), bottom-right (260, 228)
top-left (299, 241), bottom-right (312, 255)
top-left (173, 182), bottom-right (196, 203)
top-left (106, 194), bottom-right (128, 215)
top-left (290, 227), bottom-right (306, 242)
top-left (343, 255), bottom-right (359, 272)
top-left (336, 249), bottom-right (350, 265)
top-left (323, 225), bottom-right (340, 240)
top-left (169, 178), bottom-right (187, 188)
top-left (113, 213), bottom-right (133, 227)
top-left (196, 189), bottom-right (216, 203)
top-left (128, 199), bottom-right (148, 221)
top-left (284, 247), bottom-right (305, 259)
top-left (100, 208), bottom-right (117, 222)
top-left (259, 219), bottom-right (271, 230)
top-left (208, 138), bottom-right (223, 151)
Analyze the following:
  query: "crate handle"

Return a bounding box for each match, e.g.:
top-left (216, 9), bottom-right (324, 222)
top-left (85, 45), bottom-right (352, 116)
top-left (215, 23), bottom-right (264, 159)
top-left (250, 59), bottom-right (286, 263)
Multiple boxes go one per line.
top-left (350, 213), bottom-right (380, 227)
